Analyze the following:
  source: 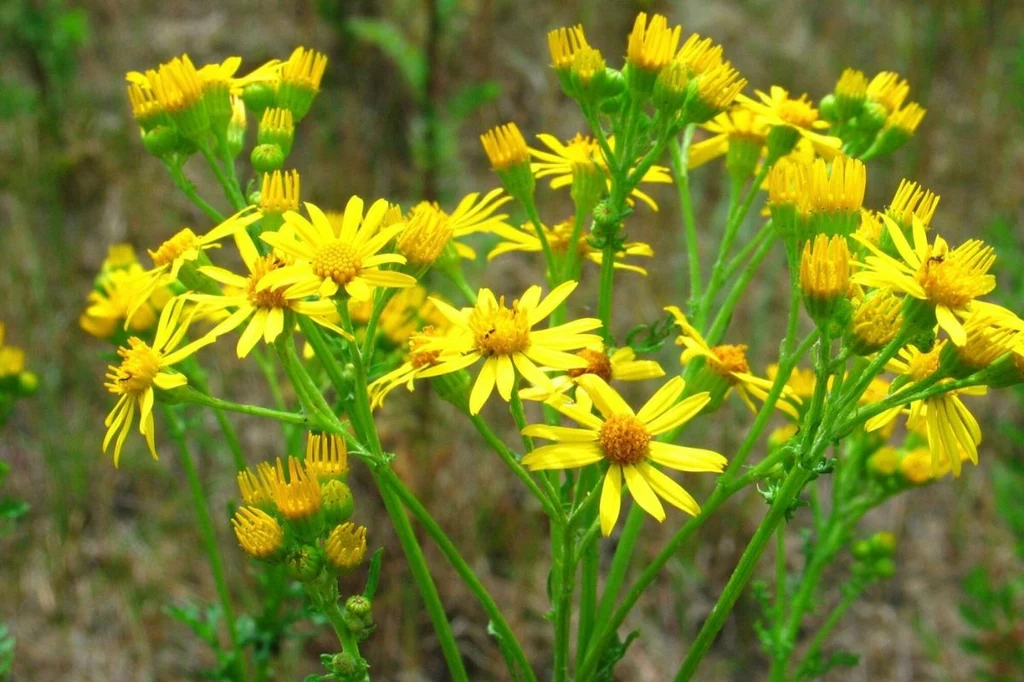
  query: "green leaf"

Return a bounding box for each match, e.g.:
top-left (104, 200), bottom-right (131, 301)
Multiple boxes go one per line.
top-left (593, 630), bottom-right (640, 682)
top-left (363, 548), bottom-right (383, 599)
top-left (346, 18), bottom-right (426, 97)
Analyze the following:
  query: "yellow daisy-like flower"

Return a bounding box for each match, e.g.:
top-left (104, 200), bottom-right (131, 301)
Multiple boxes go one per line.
top-left (350, 284), bottom-right (449, 348)
top-left (487, 217), bottom-right (654, 275)
top-left (520, 345), bottom-right (665, 410)
top-left (522, 374), bottom-right (726, 535)
top-left (407, 188), bottom-right (514, 260)
top-left (738, 86), bottom-right (842, 158)
top-left (851, 214), bottom-right (1000, 345)
top-left (128, 207), bottom-right (263, 319)
top-left (886, 179), bottom-right (940, 228)
top-left (259, 198), bottom-right (416, 301)
top-left (368, 326), bottom-right (461, 409)
top-left (529, 134), bottom-right (671, 211)
top-left (261, 169), bottom-right (301, 214)
top-left (266, 456), bottom-right (322, 521)
top-left (415, 281), bottom-right (603, 414)
top-left (306, 432), bottom-right (349, 482)
top-left (103, 297), bottom-right (214, 466)
top-left (185, 230), bottom-right (349, 357)
top-left (81, 261), bottom-right (172, 340)
top-left (548, 25), bottom-right (590, 70)
top-left (665, 306), bottom-right (800, 418)
top-left (688, 109), bottom-right (769, 169)
top-left (866, 71), bottom-right (911, 114)
top-left (326, 522), bottom-right (368, 571)
top-left (232, 507), bottom-right (285, 560)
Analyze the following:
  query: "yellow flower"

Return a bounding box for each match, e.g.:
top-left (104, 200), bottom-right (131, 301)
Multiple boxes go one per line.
top-left (406, 188), bottom-right (515, 260)
top-left (835, 68), bottom-right (868, 103)
top-left (626, 12), bottom-right (682, 72)
top-left (81, 262), bottom-right (171, 339)
top-left (852, 214), bottom-right (999, 345)
top-left (800, 234), bottom-right (851, 313)
top-left (326, 522), bottom-right (368, 571)
top-left (675, 34), bottom-right (725, 76)
top-left (261, 170), bottom-right (301, 214)
top-left (185, 230), bottom-right (349, 357)
top-left (688, 109), bottom-right (769, 169)
top-left (548, 25), bottom-right (590, 70)
top-left (522, 375), bottom-right (726, 535)
top-left (350, 285), bottom-right (448, 347)
top-left (952, 313), bottom-right (1022, 371)
top-left (368, 326), bottom-right (460, 409)
top-left (807, 156), bottom-right (866, 214)
top-left (259, 199), bottom-right (416, 300)
top-left (900, 446), bottom-right (951, 484)
top-left (128, 207), bottom-right (263, 319)
top-left (886, 179), bottom-right (940, 228)
top-left (847, 289), bottom-right (902, 355)
top-left (690, 63), bottom-right (747, 115)
top-left (237, 461), bottom-right (277, 508)
top-left (738, 86), bottom-right (842, 158)
top-left (397, 202), bottom-right (454, 267)
top-left (306, 432), bottom-right (349, 482)
top-left (886, 102), bottom-right (926, 136)
top-left (487, 217), bottom-right (653, 274)
top-left (481, 122), bottom-right (530, 172)
top-left (281, 46), bottom-right (327, 92)
top-left (666, 306), bottom-right (800, 418)
top-left (103, 297), bottom-right (214, 466)
top-left (866, 71), bottom-right (911, 114)
top-left (0, 323), bottom-right (26, 378)
top-left (520, 345), bottom-right (665, 411)
top-left (415, 282), bottom-right (603, 414)
top-left (232, 507), bottom-right (285, 560)
top-left (529, 133), bottom-right (671, 211)
top-left (266, 456), bottom-right (322, 521)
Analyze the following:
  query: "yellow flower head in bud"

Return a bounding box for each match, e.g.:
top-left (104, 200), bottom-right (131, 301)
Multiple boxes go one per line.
top-left (480, 123), bottom-right (530, 171)
top-left (855, 210), bottom-right (883, 246)
top-left (627, 12), bottom-right (682, 72)
top-left (571, 46), bottom-right (606, 85)
top-left (955, 315), bottom-right (1020, 370)
top-left (808, 156), bottom-right (866, 213)
top-left (800, 234), bottom-right (851, 303)
top-left (835, 68), bottom-right (868, 100)
top-left (397, 202), bottom-right (453, 267)
top-left (867, 71), bottom-right (911, 113)
top-left (849, 290), bottom-right (902, 355)
top-left (548, 25), bottom-right (589, 70)
top-left (886, 102), bottom-right (926, 135)
top-left (268, 457), bottom-right (322, 521)
top-left (237, 462), bottom-right (277, 507)
top-left (382, 202), bottom-right (404, 228)
top-left (258, 107), bottom-right (295, 154)
top-left (306, 432), bottom-right (349, 482)
top-left (104, 244), bottom-right (140, 271)
top-left (149, 55), bottom-right (206, 115)
top-left (281, 46), bottom-right (327, 92)
top-left (694, 63), bottom-right (747, 112)
top-left (325, 522), bottom-right (368, 571)
top-left (230, 96), bottom-right (247, 128)
top-left (676, 34), bottom-right (724, 76)
top-left (768, 157), bottom-right (810, 208)
top-left (260, 170), bottom-right (301, 213)
top-left (887, 179), bottom-right (940, 227)
top-left (232, 507), bottom-right (285, 560)
top-left (127, 80), bottom-right (163, 125)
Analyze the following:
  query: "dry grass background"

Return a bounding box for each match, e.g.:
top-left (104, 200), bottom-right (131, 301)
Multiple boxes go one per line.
top-left (1, 1), bottom-right (1022, 680)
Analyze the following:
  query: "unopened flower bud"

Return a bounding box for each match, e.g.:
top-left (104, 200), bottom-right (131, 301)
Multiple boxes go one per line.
top-left (251, 143), bottom-right (285, 174)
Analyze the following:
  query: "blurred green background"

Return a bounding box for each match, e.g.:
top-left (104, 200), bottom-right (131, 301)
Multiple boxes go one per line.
top-left (1, 0), bottom-right (1022, 680)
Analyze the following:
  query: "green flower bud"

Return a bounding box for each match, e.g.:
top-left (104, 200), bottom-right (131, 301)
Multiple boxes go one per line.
top-left (250, 143), bottom-right (285, 174)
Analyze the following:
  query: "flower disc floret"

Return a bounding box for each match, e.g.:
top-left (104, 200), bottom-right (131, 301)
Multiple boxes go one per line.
top-left (470, 297), bottom-right (531, 356)
top-left (312, 241), bottom-right (363, 286)
top-left (149, 228), bottom-right (201, 267)
top-left (232, 507), bottom-right (284, 560)
top-left (599, 414), bottom-right (651, 466)
top-left (568, 348), bottom-right (613, 381)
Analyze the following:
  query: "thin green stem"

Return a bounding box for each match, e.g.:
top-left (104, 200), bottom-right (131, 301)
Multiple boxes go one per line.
top-left (722, 223), bottom-right (774, 283)
top-left (360, 287), bottom-right (401, 366)
top-left (175, 388), bottom-right (318, 428)
top-left (589, 503), bottom-right (644, 656)
top-left (552, 518), bottom-right (576, 682)
top-left (187, 371), bottom-right (247, 472)
top-left (164, 161), bottom-right (225, 223)
top-left (792, 586), bottom-right (863, 681)
top-left (524, 201), bottom-right (558, 286)
top-left (775, 525), bottom-right (787, 627)
top-left (509, 386), bottom-right (535, 453)
top-left (298, 316), bottom-right (350, 399)
top-left (672, 466), bottom-right (813, 682)
top-left (670, 126), bottom-right (702, 305)
top-left (163, 406), bottom-right (249, 682)
top-left (199, 140), bottom-right (246, 210)
top-left (379, 468), bottom-right (537, 682)
top-left (704, 233), bottom-right (777, 345)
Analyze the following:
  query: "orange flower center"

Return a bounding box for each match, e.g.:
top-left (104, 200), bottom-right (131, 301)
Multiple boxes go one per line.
top-left (568, 348), bottom-right (613, 381)
top-left (915, 241), bottom-right (996, 309)
top-left (408, 327), bottom-right (443, 368)
top-left (247, 255), bottom-right (289, 308)
top-left (599, 414), bottom-right (651, 466)
top-left (708, 344), bottom-right (750, 380)
top-left (312, 241), bottom-right (362, 286)
top-left (907, 348), bottom-right (941, 381)
top-left (469, 298), bottom-right (530, 356)
top-left (149, 228), bottom-right (200, 267)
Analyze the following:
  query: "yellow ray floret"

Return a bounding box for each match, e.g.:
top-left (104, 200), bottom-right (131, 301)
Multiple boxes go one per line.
top-left (522, 375), bottom-right (726, 535)
top-left (737, 86), bottom-right (842, 158)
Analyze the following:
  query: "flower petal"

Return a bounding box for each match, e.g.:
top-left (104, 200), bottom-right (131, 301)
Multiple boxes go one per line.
top-left (469, 357), bottom-right (497, 414)
top-left (637, 462), bottom-right (700, 516)
top-left (622, 463), bottom-right (665, 522)
top-left (648, 441), bottom-right (727, 472)
top-left (575, 374), bottom-right (634, 418)
top-left (600, 465), bottom-right (623, 536)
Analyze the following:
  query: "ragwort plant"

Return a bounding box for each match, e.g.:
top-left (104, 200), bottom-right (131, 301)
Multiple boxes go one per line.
top-left (78, 13), bottom-right (1024, 682)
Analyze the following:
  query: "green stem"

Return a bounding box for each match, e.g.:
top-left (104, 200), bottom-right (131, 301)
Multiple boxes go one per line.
top-left (552, 518), bottom-right (577, 682)
top-left (791, 586), bottom-right (863, 681)
top-left (775, 524), bottom-right (787, 626)
top-left (165, 161), bottom-right (225, 223)
top-left (704, 233), bottom-right (777, 345)
top-left (176, 388), bottom-right (319, 429)
top-left (672, 466), bottom-right (813, 682)
top-left (187, 371), bottom-right (247, 472)
top-left (360, 287), bottom-right (401, 366)
top-left (722, 223), bottom-right (774, 283)
top-left (509, 385), bottom-right (535, 453)
top-left (379, 467), bottom-right (537, 682)
top-left (524, 201), bottom-right (558, 286)
top-left (298, 316), bottom-right (350, 399)
top-left (670, 126), bottom-right (702, 305)
top-left (469, 414), bottom-right (563, 522)
top-left (163, 406), bottom-right (249, 682)
top-left (199, 140), bottom-right (246, 211)
top-left (596, 242), bottom-right (616, 342)
top-left (589, 503), bottom-right (644, 654)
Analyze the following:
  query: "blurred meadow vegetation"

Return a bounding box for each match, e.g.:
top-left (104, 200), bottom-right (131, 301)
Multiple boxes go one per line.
top-left (1, 0), bottom-right (1023, 680)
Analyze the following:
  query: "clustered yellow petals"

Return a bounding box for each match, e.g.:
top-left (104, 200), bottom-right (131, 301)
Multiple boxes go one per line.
top-left (676, 34), bottom-right (724, 76)
top-left (148, 55), bottom-right (205, 114)
top-left (627, 12), bottom-right (682, 72)
top-left (800, 234), bottom-right (851, 302)
top-left (849, 291), bottom-right (902, 355)
top-left (548, 25), bottom-right (590, 70)
top-left (267, 457), bottom-right (322, 521)
top-left (867, 71), bottom-right (911, 113)
top-left (306, 432), bottom-right (349, 481)
top-left (599, 414), bottom-right (652, 465)
top-left (237, 462), bottom-right (277, 507)
top-left (480, 123), bottom-right (531, 171)
top-left (281, 46), bottom-right (328, 91)
top-left (887, 179), bottom-right (940, 227)
top-left (148, 227), bottom-right (200, 267)
top-left (887, 102), bottom-right (926, 134)
top-left (835, 68), bottom-right (868, 100)
top-left (768, 158), bottom-right (810, 209)
top-left (470, 296), bottom-right (531, 356)
top-left (694, 63), bottom-right (747, 111)
top-left (261, 169), bottom-right (301, 213)
top-left (325, 522), bottom-right (368, 571)
top-left (232, 507), bottom-right (285, 560)
top-left (808, 156), bottom-right (866, 213)
top-left (915, 238), bottom-right (996, 309)
top-left (397, 203), bottom-right (454, 266)
top-left (572, 46), bottom-right (606, 85)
